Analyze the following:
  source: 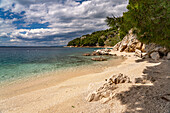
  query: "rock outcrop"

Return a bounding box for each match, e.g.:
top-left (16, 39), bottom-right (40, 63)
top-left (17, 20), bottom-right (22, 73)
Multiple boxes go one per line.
top-left (91, 57), bottom-right (107, 61)
top-left (83, 49), bottom-right (113, 56)
top-left (112, 29), bottom-right (170, 60)
top-left (142, 43), bottom-right (169, 60)
top-left (112, 29), bottom-right (146, 53)
top-left (86, 73), bottom-right (131, 103)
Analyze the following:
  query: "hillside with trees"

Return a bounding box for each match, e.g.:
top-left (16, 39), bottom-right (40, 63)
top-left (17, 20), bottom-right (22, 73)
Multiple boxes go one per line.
top-left (67, 28), bottom-right (121, 47)
top-left (68, 0), bottom-right (169, 48)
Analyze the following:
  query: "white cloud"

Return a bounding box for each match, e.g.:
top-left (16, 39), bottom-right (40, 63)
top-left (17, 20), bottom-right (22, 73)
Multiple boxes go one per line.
top-left (0, 0), bottom-right (128, 46)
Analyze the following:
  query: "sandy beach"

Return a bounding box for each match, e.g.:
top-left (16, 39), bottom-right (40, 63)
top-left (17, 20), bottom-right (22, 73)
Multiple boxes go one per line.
top-left (0, 51), bottom-right (169, 113)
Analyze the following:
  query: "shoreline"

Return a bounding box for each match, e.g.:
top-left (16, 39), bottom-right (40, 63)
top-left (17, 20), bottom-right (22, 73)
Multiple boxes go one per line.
top-left (0, 56), bottom-right (124, 100)
top-left (64, 46), bottom-right (114, 48)
top-left (0, 51), bottom-right (169, 113)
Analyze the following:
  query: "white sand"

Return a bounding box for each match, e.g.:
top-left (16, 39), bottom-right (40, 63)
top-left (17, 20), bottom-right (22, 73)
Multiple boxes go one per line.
top-left (0, 51), bottom-right (169, 113)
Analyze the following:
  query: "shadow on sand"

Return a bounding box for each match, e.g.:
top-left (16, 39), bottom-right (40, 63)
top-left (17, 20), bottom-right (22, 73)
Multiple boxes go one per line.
top-left (115, 59), bottom-right (170, 113)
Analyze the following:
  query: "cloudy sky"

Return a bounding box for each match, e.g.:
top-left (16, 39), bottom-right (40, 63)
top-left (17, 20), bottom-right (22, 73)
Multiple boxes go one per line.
top-left (0, 0), bottom-right (128, 46)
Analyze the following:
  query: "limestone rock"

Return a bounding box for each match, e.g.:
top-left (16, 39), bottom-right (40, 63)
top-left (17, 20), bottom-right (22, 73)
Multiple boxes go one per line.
top-left (87, 73), bottom-right (131, 103)
top-left (86, 93), bottom-right (95, 102)
top-left (112, 42), bottom-right (121, 51)
top-left (83, 53), bottom-right (91, 56)
top-left (101, 97), bottom-right (111, 104)
top-left (167, 52), bottom-right (170, 60)
top-left (129, 47), bottom-right (135, 52)
top-left (136, 42), bottom-right (142, 49)
top-left (119, 44), bottom-right (127, 52)
top-left (141, 44), bottom-right (146, 52)
top-left (91, 57), bottom-right (107, 61)
top-left (150, 52), bottom-right (160, 60)
top-left (101, 91), bottom-right (111, 98)
top-left (93, 93), bottom-right (101, 101)
top-left (91, 51), bottom-right (100, 56)
top-left (110, 73), bottom-right (131, 84)
top-left (112, 29), bottom-right (146, 53)
top-left (135, 49), bottom-right (142, 58)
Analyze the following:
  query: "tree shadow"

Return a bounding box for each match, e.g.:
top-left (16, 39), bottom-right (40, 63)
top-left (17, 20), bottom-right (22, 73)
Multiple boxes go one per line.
top-left (115, 59), bottom-right (170, 113)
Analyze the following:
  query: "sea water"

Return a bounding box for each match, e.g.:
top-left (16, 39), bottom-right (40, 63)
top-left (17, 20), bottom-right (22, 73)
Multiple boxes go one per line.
top-left (0, 47), bottom-right (105, 83)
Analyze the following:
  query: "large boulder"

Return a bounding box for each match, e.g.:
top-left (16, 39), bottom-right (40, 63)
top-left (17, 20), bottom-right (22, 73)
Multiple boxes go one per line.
top-left (145, 43), bottom-right (158, 54)
top-left (113, 29), bottom-right (146, 53)
top-left (167, 52), bottom-right (170, 60)
top-left (150, 52), bottom-right (160, 60)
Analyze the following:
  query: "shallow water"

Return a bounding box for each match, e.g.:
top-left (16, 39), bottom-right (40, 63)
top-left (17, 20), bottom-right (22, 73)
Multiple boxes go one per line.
top-left (0, 47), bottom-right (113, 83)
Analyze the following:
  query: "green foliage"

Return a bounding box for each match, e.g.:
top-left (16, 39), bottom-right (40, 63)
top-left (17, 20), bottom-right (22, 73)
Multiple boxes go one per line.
top-left (98, 38), bottom-right (104, 46)
top-left (105, 35), bottom-right (121, 46)
top-left (67, 38), bottom-right (81, 46)
top-left (67, 28), bottom-right (120, 47)
top-left (127, 0), bottom-right (170, 48)
top-left (106, 0), bottom-right (170, 48)
top-left (68, 0), bottom-right (169, 48)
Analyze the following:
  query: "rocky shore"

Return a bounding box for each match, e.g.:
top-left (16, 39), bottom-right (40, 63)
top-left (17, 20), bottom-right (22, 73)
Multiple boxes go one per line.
top-left (0, 30), bottom-right (169, 113)
top-left (83, 29), bottom-right (170, 113)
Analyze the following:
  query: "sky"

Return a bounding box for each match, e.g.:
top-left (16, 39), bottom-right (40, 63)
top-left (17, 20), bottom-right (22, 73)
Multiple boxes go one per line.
top-left (0, 0), bottom-right (128, 46)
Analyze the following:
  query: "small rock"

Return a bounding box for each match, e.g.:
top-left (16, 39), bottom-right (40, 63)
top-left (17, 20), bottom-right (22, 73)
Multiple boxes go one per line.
top-left (167, 52), bottom-right (170, 60)
top-left (83, 53), bottom-right (91, 56)
top-left (135, 49), bottom-right (142, 58)
top-left (97, 86), bottom-right (104, 92)
top-left (91, 57), bottom-right (107, 61)
top-left (86, 93), bottom-right (95, 102)
top-left (101, 97), bottom-right (111, 104)
top-left (141, 44), bottom-right (146, 52)
top-left (161, 95), bottom-right (170, 101)
top-left (93, 93), bottom-right (101, 101)
top-left (110, 54), bottom-right (117, 56)
top-left (101, 91), bottom-right (111, 98)
top-left (150, 52), bottom-right (160, 60)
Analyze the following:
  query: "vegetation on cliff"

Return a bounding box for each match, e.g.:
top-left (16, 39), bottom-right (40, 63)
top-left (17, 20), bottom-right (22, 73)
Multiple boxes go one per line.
top-left (68, 0), bottom-right (169, 48)
top-left (67, 28), bottom-right (121, 47)
top-left (106, 0), bottom-right (170, 48)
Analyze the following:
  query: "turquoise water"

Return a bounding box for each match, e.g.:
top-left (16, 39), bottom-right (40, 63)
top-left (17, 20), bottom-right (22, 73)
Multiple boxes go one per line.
top-left (0, 47), bottom-right (104, 83)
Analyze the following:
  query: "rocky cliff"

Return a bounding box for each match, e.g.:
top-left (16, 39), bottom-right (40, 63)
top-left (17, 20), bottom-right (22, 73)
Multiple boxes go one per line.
top-left (112, 29), bottom-right (170, 60)
top-left (112, 29), bottom-right (146, 53)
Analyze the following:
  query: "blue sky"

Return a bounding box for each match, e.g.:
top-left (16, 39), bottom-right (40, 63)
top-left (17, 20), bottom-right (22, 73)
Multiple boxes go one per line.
top-left (0, 0), bottom-right (128, 46)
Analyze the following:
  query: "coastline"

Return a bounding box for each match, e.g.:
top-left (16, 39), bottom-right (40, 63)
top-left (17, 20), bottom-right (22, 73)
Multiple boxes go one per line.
top-left (0, 51), bottom-right (169, 113)
top-left (0, 56), bottom-right (124, 99)
top-left (64, 46), bottom-right (114, 48)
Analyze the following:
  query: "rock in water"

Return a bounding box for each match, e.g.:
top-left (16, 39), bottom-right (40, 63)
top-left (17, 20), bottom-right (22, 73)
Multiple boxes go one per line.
top-left (83, 53), bottom-right (91, 56)
top-left (91, 57), bottom-right (107, 61)
top-left (150, 52), bottom-right (160, 60)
